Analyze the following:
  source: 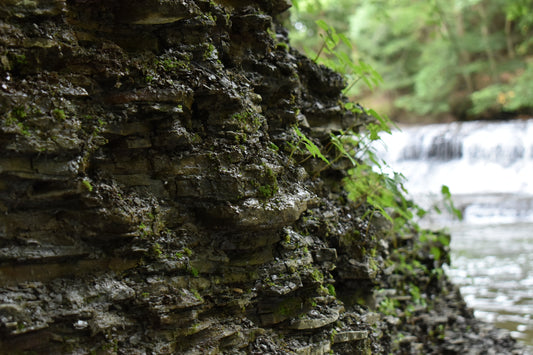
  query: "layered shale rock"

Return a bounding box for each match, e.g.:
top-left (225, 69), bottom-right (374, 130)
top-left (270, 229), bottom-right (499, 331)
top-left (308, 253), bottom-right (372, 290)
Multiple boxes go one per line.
top-left (0, 1), bottom-right (524, 354)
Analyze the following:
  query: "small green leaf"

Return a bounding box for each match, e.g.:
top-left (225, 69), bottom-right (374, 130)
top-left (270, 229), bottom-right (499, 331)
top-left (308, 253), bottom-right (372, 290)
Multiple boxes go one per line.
top-left (315, 19), bottom-right (330, 32)
top-left (339, 33), bottom-right (353, 49)
top-left (430, 247), bottom-right (442, 261)
top-left (360, 76), bottom-right (371, 89)
top-left (441, 185), bottom-right (451, 198)
top-left (82, 179), bottom-right (93, 192)
top-left (416, 207), bottom-right (427, 218)
top-left (334, 51), bottom-right (351, 67)
top-left (438, 233), bottom-right (451, 247)
top-left (293, 126), bottom-right (329, 164)
top-left (330, 31), bottom-right (340, 46)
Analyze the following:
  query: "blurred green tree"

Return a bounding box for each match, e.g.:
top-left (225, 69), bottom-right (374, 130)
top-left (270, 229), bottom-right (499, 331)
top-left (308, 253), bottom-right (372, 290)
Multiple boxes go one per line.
top-left (289, 0), bottom-right (533, 122)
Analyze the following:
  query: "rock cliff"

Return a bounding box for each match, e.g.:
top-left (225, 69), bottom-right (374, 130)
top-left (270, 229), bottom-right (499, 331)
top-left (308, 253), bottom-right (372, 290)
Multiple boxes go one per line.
top-left (0, 0), bottom-right (524, 354)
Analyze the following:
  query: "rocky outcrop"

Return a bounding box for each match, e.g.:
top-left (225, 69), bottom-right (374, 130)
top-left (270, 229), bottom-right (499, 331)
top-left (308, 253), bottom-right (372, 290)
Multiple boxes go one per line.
top-left (0, 0), bottom-right (524, 354)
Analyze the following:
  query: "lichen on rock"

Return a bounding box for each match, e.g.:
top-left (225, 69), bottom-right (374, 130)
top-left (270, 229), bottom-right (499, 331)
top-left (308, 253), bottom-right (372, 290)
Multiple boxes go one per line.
top-left (0, 0), bottom-right (525, 354)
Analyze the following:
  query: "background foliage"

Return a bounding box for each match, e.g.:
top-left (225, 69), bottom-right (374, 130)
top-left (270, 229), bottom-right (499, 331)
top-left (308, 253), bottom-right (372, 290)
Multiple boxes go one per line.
top-left (290, 0), bottom-right (533, 122)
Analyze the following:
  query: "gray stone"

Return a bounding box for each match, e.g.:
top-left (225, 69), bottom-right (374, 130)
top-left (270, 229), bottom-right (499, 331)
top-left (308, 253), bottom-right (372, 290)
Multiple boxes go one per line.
top-left (287, 308), bottom-right (340, 330)
top-left (333, 330), bottom-right (368, 343)
top-left (313, 248), bottom-right (337, 262)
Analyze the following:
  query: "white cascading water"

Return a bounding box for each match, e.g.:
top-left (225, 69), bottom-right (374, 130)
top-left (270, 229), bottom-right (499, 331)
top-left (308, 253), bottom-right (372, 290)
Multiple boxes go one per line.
top-left (375, 119), bottom-right (533, 224)
top-left (375, 119), bottom-right (533, 349)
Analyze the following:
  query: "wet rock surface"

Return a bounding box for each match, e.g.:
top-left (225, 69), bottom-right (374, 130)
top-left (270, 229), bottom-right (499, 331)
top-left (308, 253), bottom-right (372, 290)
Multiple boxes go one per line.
top-left (0, 0), bottom-right (527, 354)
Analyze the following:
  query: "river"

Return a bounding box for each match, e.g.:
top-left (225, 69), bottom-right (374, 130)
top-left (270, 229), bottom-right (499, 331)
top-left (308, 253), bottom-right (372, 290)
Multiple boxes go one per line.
top-left (375, 119), bottom-right (533, 350)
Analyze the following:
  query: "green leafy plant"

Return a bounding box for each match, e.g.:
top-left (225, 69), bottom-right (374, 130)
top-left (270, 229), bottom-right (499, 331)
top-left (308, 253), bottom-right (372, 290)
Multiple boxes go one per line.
top-left (189, 266), bottom-right (199, 278)
top-left (292, 108), bottom-right (460, 240)
top-left (15, 54), bottom-right (27, 65)
top-left (52, 108), bottom-right (66, 120)
top-left (258, 185), bottom-right (276, 198)
top-left (17, 122), bottom-right (30, 136)
top-left (152, 242), bottom-right (163, 257)
top-left (290, 125), bottom-right (329, 163)
top-left (191, 288), bottom-right (203, 301)
top-left (310, 19), bottom-right (383, 94)
top-left (330, 328), bottom-right (338, 343)
top-left (326, 284), bottom-right (336, 297)
top-left (11, 106), bottom-right (27, 120)
top-left (408, 283), bottom-right (426, 306)
top-left (310, 268), bottom-right (324, 283)
top-left (438, 185), bottom-right (463, 220)
top-left (138, 223), bottom-right (149, 239)
top-left (378, 297), bottom-right (398, 315)
top-left (419, 229), bottom-right (452, 263)
top-left (310, 104), bottom-right (418, 234)
top-left (82, 179), bottom-right (93, 192)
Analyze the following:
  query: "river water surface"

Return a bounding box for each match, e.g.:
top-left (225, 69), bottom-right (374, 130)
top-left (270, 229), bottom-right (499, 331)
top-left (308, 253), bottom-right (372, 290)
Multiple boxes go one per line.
top-left (375, 119), bottom-right (533, 350)
top-left (446, 221), bottom-right (533, 348)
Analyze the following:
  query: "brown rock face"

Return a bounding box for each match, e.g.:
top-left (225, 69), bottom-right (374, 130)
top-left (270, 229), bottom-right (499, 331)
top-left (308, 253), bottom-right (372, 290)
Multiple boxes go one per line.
top-left (0, 1), bottom-right (524, 354)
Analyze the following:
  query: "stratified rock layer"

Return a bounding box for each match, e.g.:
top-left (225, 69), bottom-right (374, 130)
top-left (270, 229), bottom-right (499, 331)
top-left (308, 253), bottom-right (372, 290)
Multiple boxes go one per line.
top-left (0, 1), bottom-right (524, 354)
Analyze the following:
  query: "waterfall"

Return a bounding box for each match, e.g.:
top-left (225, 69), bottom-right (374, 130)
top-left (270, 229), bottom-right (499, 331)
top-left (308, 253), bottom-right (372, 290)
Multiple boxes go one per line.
top-left (376, 119), bottom-right (533, 224)
top-left (378, 119), bottom-right (533, 348)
